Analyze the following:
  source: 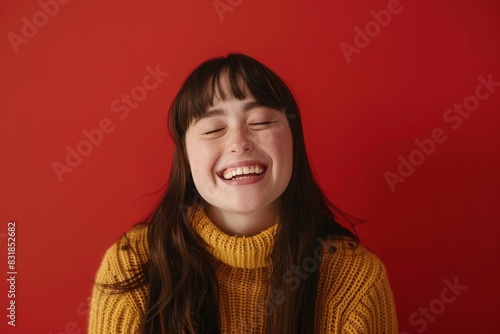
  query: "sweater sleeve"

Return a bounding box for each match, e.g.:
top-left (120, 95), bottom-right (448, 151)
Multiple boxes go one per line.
top-left (88, 227), bottom-right (149, 334)
top-left (341, 263), bottom-right (398, 334)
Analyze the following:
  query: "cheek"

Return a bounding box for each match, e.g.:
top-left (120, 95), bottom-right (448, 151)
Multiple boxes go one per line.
top-left (256, 130), bottom-right (293, 180)
top-left (186, 141), bottom-right (219, 177)
top-left (278, 135), bottom-right (294, 186)
top-left (185, 137), bottom-right (201, 175)
top-left (265, 128), bottom-right (293, 161)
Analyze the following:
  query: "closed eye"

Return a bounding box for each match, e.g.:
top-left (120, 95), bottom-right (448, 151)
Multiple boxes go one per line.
top-left (249, 121), bottom-right (276, 130)
top-left (203, 127), bottom-right (227, 137)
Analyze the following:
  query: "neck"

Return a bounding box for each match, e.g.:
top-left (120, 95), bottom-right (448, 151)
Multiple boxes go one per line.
top-left (205, 200), bottom-right (280, 237)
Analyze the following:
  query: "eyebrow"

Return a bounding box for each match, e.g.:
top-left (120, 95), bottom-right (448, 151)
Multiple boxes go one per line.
top-left (192, 100), bottom-right (265, 125)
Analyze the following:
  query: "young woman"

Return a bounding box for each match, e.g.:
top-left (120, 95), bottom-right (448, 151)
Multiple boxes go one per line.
top-left (88, 53), bottom-right (398, 333)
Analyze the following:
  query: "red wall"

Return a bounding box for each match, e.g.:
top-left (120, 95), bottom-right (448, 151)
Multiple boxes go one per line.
top-left (1, 0), bottom-right (499, 333)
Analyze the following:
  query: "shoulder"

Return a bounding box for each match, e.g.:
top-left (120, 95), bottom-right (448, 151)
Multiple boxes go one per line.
top-left (118, 223), bottom-right (149, 257)
top-left (315, 239), bottom-right (398, 332)
top-left (95, 224), bottom-right (150, 284)
top-left (317, 238), bottom-right (390, 298)
top-left (89, 225), bottom-right (149, 333)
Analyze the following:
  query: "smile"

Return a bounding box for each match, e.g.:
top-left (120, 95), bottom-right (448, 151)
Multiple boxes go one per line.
top-left (219, 164), bottom-right (267, 180)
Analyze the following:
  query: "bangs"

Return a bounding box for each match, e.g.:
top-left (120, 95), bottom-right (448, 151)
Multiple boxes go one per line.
top-left (172, 54), bottom-right (290, 139)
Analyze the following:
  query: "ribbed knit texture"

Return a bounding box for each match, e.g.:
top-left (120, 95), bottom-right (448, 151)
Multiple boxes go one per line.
top-left (89, 207), bottom-right (398, 333)
top-left (193, 208), bottom-right (277, 269)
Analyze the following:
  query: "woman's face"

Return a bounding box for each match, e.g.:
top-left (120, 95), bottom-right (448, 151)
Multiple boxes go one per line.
top-left (184, 82), bottom-right (293, 224)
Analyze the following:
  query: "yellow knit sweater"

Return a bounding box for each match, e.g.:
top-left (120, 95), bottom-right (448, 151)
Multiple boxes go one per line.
top-left (89, 208), bottom-right (398, 333)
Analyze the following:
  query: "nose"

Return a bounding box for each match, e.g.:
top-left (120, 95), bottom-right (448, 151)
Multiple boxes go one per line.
top-left (227, 128), bottom-right (253, 154)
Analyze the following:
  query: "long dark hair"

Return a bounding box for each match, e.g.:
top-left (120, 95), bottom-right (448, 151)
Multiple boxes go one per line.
top-left (110, 53), bottom-right (357, 333)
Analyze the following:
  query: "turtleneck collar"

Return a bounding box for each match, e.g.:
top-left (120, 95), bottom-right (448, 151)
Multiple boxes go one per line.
top-left (191, 205), bottom-right (278, 269)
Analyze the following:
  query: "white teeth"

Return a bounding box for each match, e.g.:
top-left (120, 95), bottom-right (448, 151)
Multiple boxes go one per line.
top-left (221, 164), bottom-right (265, 180)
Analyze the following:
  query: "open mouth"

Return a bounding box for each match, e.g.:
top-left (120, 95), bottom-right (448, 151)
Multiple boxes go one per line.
top-left (217, 164), bottom-right (267, 181)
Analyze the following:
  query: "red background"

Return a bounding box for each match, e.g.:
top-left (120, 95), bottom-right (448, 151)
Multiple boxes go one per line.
top-left (1, 0), bottom-right (499, 333)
